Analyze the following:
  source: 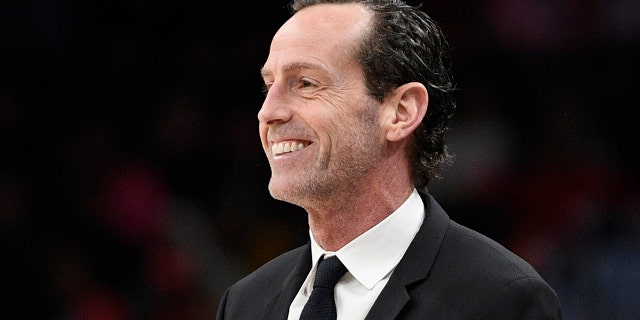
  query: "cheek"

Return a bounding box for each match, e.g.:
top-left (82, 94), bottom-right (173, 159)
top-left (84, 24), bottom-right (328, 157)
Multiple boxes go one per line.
top-left (316, 119), bottom-right (356, 152)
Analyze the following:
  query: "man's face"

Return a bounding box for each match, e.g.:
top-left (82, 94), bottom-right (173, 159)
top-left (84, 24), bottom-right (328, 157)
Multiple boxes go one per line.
top-left (258, 3), bottom-right (385, 208)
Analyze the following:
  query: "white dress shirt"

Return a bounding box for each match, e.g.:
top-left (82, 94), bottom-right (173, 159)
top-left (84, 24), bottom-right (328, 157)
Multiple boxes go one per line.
top-left (287, 189), bottom-right (425, 320)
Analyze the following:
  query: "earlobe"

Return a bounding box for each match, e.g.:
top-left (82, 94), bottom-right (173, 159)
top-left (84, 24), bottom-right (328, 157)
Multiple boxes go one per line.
top-left (385, 82), bottom-right (428, 142)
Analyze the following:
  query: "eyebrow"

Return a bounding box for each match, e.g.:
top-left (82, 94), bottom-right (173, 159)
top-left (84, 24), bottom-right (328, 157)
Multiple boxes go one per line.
top-left (260, 62), bottom-right (324, 78)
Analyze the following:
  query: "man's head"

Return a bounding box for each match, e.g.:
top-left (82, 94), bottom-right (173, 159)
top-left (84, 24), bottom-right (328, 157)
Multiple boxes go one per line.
top-left (258, 0), bottom-right (455, 209)
top-left (290, 0), bottom-right (457, 190)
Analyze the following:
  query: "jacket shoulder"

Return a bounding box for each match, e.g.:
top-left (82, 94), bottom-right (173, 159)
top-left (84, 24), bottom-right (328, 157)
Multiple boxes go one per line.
top-left (426, 220), bottom-right (562, 318)
top-left (229, 244), bottom-right (307, 294)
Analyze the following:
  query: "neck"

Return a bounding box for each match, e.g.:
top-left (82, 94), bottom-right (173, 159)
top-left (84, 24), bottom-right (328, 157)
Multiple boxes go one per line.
top-left (306, 169), bottom-right (414, 252)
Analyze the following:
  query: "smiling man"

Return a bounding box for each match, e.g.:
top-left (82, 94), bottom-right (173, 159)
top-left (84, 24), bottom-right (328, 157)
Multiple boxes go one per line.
top-left (216, 1), bottom-right (563, 319)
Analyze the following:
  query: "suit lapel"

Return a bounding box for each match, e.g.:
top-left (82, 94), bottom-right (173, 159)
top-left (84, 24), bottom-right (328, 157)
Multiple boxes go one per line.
top-left (364, 274), bottom-right (410, 320)
top-left (365, 192), bottom-right (450, 319)
top-left (264, 243), bottom-right (312, 319)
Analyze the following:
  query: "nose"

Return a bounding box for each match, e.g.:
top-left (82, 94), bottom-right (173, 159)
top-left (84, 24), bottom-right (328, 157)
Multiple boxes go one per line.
top-left (257, 82), bottom-right (292, 125)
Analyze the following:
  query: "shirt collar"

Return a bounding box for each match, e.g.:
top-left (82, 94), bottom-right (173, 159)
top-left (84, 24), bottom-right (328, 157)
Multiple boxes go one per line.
top-left (309, 189), bottom-right (425, 289)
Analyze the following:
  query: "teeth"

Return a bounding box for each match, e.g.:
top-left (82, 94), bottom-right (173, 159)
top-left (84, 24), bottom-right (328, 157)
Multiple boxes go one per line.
top-left (272, 141), bottom-right (306, 156)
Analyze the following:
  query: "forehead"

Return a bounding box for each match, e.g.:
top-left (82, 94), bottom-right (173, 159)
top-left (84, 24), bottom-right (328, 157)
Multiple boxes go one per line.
top-left (283, 3), bottom-right (371, 36)
top-left (262, 3), bottom-right (371, 76)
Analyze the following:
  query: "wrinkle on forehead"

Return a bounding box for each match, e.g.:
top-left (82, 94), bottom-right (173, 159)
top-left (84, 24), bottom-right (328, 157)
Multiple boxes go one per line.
top-left (274, 3), bottom-right (371, 51)
top-left (263, 3), bottom-right (371, 77)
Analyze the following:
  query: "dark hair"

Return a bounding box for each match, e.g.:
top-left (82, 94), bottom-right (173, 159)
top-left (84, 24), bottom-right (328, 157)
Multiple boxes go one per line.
top-left (290, 0), bottom-right (457, 190)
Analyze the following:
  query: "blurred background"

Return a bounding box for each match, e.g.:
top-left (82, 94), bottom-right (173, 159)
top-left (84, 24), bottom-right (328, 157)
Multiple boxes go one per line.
top-left (1, 0), bottom-right (638, 319)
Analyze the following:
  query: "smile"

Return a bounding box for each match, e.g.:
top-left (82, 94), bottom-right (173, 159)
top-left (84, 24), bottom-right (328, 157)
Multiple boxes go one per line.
top-left (271, 140), bottom-right (309, 156)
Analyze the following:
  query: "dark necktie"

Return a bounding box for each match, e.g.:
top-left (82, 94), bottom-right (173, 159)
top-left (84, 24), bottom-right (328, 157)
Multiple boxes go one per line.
top-left (299, 255), bottom-right (348, 320)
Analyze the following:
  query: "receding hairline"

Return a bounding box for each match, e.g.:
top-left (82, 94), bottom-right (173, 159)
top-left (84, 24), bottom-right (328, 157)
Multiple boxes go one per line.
top-left (260, 3), bottom-right (374, 81)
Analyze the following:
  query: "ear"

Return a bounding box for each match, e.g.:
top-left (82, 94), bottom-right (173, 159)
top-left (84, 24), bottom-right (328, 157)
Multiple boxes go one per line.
top-left (382, 82), bottom-right (428, 142)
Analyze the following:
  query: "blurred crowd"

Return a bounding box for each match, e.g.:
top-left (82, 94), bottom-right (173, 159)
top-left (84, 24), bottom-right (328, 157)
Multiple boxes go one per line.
top-left (1, 0), bottom-right (638, 319)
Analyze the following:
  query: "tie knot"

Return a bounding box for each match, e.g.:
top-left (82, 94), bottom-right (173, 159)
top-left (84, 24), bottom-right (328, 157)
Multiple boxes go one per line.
top-left (314, 255), bottom-right (347, 289)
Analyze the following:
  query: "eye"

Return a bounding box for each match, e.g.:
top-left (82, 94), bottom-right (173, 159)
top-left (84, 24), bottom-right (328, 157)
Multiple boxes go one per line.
top-left (294, 78), bottom-right (318, 91)
top-left (300, 79), bottom-right (315, 88)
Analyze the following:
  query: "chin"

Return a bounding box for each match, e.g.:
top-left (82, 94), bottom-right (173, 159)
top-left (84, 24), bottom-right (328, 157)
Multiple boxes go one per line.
top-left (268, 181), bottom-right (304, 205)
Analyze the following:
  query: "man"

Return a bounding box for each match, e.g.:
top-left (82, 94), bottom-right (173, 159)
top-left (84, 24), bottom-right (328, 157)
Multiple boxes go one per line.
top-left (216, 0), bottom-right (563, 319)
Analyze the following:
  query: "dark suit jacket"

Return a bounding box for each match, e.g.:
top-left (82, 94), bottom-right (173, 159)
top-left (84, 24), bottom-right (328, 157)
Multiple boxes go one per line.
top-left (216, 192), bottom-right (563, 319)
